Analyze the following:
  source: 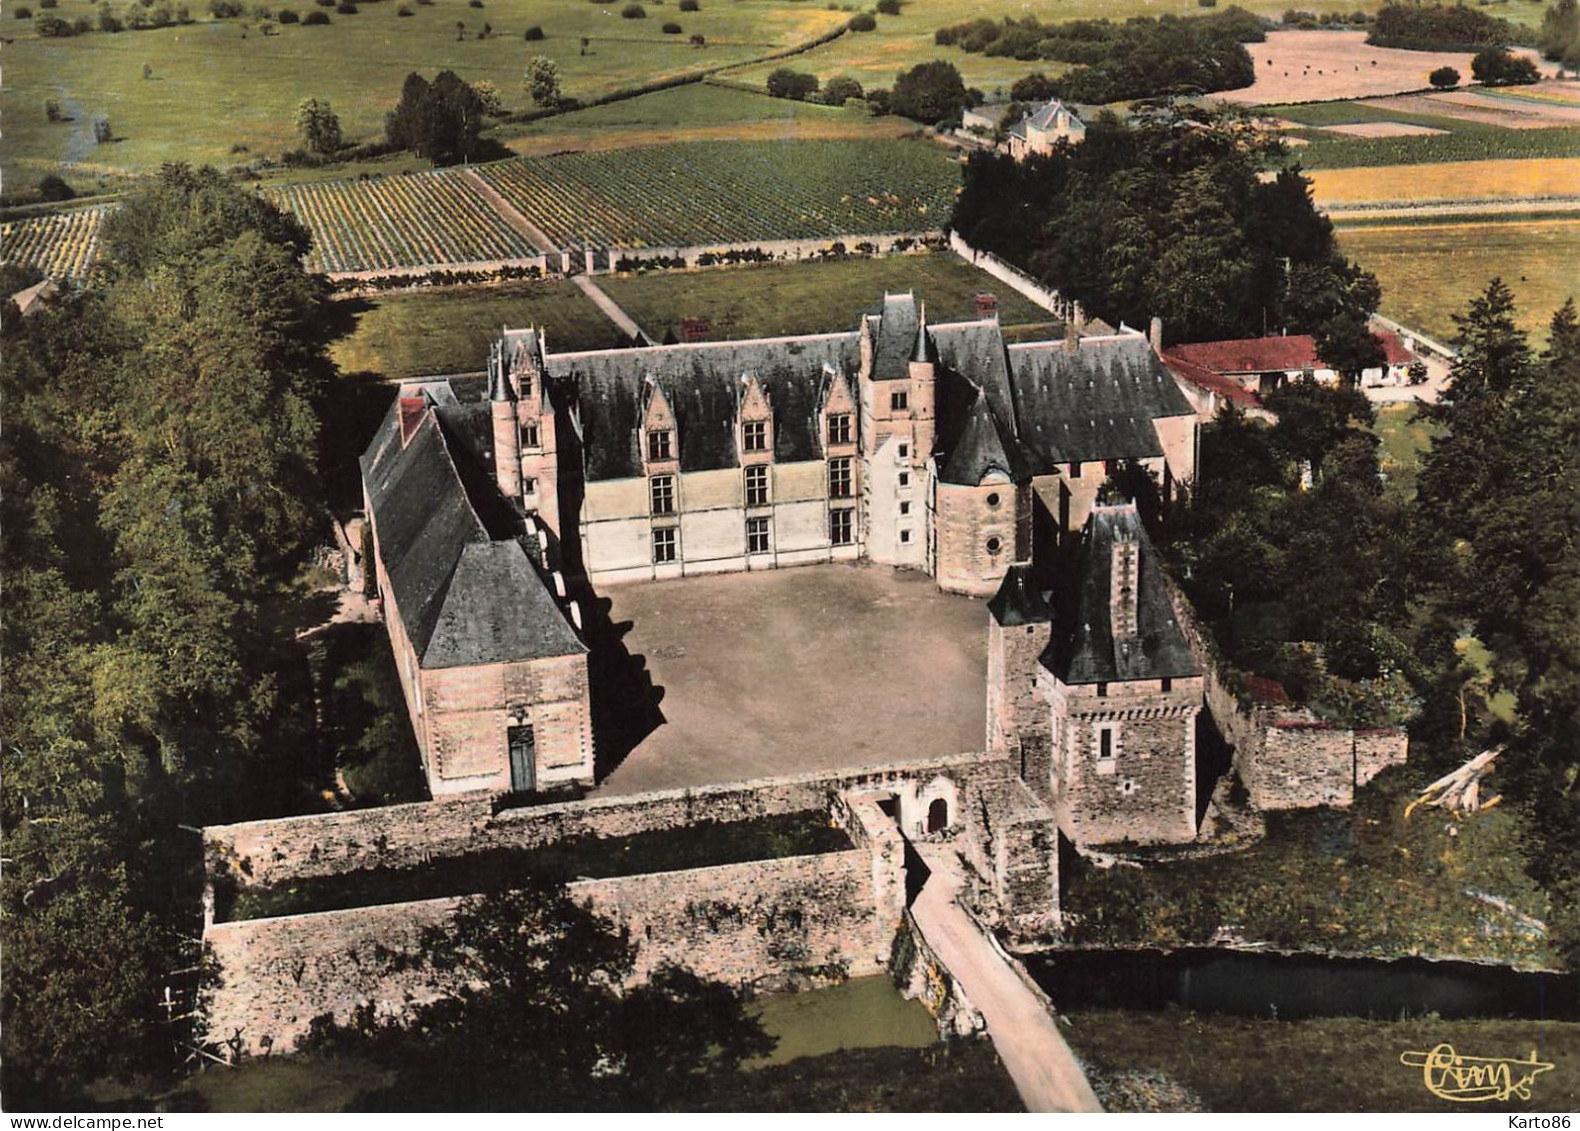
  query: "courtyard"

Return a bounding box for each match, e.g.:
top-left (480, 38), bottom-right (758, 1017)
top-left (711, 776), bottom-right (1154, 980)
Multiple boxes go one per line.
top-left (592, 563), bottom-right (989, 796)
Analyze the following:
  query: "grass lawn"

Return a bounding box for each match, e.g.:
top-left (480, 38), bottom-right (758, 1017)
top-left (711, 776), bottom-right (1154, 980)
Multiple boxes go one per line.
top-left (1335, 217), bottom-right (1580, 345)
top-left (1372, 401), bottom-right (1438, 501)
top-left (328, 279), bottom-right (618, 379)
top-left (597, 253), bottom-right (1058, 343)
top-left (1064, 1010), bottom-right (1580, 1112)
top-left (1061, 766), bottom-right (1555, 969)
top-left (1, 0), bottom-right (847, 182)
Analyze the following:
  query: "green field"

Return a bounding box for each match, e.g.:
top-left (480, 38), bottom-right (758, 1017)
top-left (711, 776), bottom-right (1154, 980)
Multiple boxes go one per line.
top-left (328, 278), bottom-right (618, 378)
top-left (0, 0), bottom-right (847, 184)
top-left (1336, 217), bottom-right (1580, 344)
top-left (1372, 401), bottom-right (1438, 501)
top-left (598, 253), bottom-right (1057, 342)
top-left (1065, 1011), bottom-right (1580, 1113)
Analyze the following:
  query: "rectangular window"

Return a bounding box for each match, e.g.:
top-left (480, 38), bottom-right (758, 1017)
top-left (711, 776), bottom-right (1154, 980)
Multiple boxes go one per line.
top-left (1094, 722), bottom-right (1120, 774)
top-left (898, 443), bottom-right (909, 459)
top-left (1070, 461), bottom-right (1083, 479)
top-left (890, 389), bottom-right (909, 412)
top-left (830, 508), bottom-right (855, 546)
top-left (899, 501), bottom-right (911, 516)
top-left (827, 413), bottom-right (852, 446)
top-left (648, 429), bottom-right (673, 462)
top-left (745, 464), bottom-right (769, 507)
top-left (653, 526), bottom-right (677, 563)
top-left (898, 472), bottom-right (910, 488)
top-left (747, 516), bottom-right (770, 554)
top-left (1096, 682), bottom-right (1108, 697)
top-left (650, 475), bottom-right (675, 516)
top-left (1161, 677), bottom-right (1173, 693)
top-left (743, 420), bottom-right (767, 453)
top-left (520, 423), bottom-right (540, 450)
top-left (829, 457), bottom-right (853, 499)
top-left (899, 529), bottom-right (911, 544)
top-left (522, 476), bottom-right (537, 496)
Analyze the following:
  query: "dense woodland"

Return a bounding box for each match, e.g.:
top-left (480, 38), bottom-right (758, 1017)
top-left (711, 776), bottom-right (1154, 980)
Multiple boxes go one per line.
top-left (936, 9), bottom-right (1263, 104)
top-left (1367, 0), bottom-right (1529, 49)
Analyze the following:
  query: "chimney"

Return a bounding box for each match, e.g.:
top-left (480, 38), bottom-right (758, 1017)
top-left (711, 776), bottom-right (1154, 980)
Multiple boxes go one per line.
top-left (1149, 316), bottom-right (1164, 354)
top-left (398, 396), bottom-right (426, 447)
top-left (681, 316), bottom-right (711, 343)
top-left (1064, 319), bottom-right (1080, 353)
top-left (975, 292), bottom-right (999, 320)
top-left (1110, 533), bottom-right (1140, 640)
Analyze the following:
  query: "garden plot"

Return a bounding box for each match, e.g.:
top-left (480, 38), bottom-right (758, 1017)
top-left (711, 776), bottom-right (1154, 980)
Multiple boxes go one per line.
top-left (1362, 89), bottom-right (1580, 130)
top-left (1215, 30), bottom-right (1551, 105)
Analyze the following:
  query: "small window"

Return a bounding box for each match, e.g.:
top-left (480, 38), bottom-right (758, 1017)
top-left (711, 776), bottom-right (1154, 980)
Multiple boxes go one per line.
top-left (742, 419), bottom-right (768, 453)
top-left (986, 536), bottom-right (1002, 554)
top-left (890, 389), bottom-right (909, 412)
top-left (827, 413), bottom-right (852, 446)
top-left (899, 501), bottom-right (910, 516)
top-left (899, 529), bottom-right (911, 544)
top-left (1096, 682), bottom-right (1108, 697)
top-left (520, 423), bottom-right (540, 450)
top-left (650, 475), bottom-right (675, 516)
top-left (1100, 728), bottom-right (1113, 761)
top-left (522, 476), bottom-right (537, 496)
top-left (1094, 722), bottom-right (1121, 775)
top-left (830, 508), bottom-right (855, 546)
top-left (745, 464), bottom-right (770, 507)
top-left (829, 457), bottom-right (854, 499)
top-left (898, 443), bottom-right (909, 458)
top-left (1161, 677), bottom-right (1173, 693)
top-left (747, 516), bottom-right (770, 554)
top-left (898, 472), bottom-right (910, 488)
top-left (653, 526), bottom-right (677, 563)
top-left (648, 429), bottom-right (673, 462)
top-left (1070, 461), bottom-right (1083, 479)
top-left (986, 491), bottom-right (1001, 508)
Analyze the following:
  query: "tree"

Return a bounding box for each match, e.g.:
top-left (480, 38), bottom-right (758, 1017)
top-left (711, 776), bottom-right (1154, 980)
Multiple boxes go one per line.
top-left (94, 118), bottom-right (114, 143)
top-left (848, 10), bottom-right (875, 30)
top-left (293, 96), bottom-right (343, 155)
top-left (525, 55), bottom-right (560, 108)
top-left (765, 67), bottom-right (818, 100)
top-left (471, 79), bottom-right (504, 116)
top-left (821, 74), bottom-right (863, 105)
top-left (1429, 65), bottom-right (1460, 88)
top-left (1471, 46), bottom-right (1540, 86)
top-left (38, 174), bottom-right (74, 202)
top-left (891, 59), bottom-right (968, 124)
top-left (299, 884), bottom-right (774, 1108)
top-left (1314, 310), bottom-right (1386, 387)
top-left (385, 70), bottom-right (487, 165)
top-left (1540, 0), bottom-right (1580, 66)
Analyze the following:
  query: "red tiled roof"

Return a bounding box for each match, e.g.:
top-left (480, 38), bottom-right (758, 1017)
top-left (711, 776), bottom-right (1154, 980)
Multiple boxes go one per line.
top-left (1162, 354), bottom-right (1262, 407)
top-left (1375, 331), bottom-right (1414, 366)
top-left (1167, 335), bottom-right (1321, 375)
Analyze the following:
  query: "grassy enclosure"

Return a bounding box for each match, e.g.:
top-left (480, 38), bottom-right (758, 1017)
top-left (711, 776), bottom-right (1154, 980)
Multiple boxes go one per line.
top-left (328, 278), bottom-right (618, 378)
top-left (1, 0), bottom-right (847, 182)
top-left (598, 252), bottom-right (1055, 341)
top-left (1335, 217), bottom-right (1580, 344)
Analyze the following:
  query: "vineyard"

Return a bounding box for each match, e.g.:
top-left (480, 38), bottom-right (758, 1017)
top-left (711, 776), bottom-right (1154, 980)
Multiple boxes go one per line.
top-left (473, 140), bottom-right (961, 250)
top-left (1, 207), bottom-right (108, 282)
top-left (263, 171), bottom-right (540, 275)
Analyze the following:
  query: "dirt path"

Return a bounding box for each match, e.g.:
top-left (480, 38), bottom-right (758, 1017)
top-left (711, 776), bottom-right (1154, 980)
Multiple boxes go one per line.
top-left (1327, 198), bottom-right (1580, 222)
top-left (910, 842), bottom-right (1104, 1115)
top-left (572, 274), bottom-right (645, 341)
top-left (459, 168), bottom-right (560, 255)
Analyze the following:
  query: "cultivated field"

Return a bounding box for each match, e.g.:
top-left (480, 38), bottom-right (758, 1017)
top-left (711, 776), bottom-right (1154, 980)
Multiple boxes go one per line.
top-left (1362, 85), bottom-right (1580, 129)
top-left (0, 0), bottom-right (848, 183)
top-left (597, 253), bottom-right (1055, 343)
top-left (1271, 96), bottom-right (1580, 167)
top-left (1335, 217), bottom-right (1580, 344)
top-left (265, 170), bottom-right (538, 273)
top-left (1216, 29), bottom-right (1552, 106)
top-left (472, 139), bottom-right (959, 249)
top-left (1308, 157), bottom-right (1580, 205)
top-left (0, 205), bottom-right (107, 280)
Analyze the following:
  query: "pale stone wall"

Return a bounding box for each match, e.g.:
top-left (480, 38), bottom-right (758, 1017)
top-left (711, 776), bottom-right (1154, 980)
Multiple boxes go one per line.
top-left (864, 433), bottom-right (924, 567)
top-left (935, 478), bottom-right (1019, 596)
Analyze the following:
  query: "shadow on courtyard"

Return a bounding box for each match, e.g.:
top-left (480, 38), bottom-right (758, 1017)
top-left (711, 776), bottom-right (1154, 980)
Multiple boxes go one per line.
top-left (578, 589), bottom-right (667, 782)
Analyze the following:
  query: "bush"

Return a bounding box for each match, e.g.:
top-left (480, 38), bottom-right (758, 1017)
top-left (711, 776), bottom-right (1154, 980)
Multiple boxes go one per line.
top-left (875, 0), bottom-right (898, 11)
top-left (891, 58), bottom-right (967, 123)
top-left (688, 31), bottom-right (702, 43)
top-left (43, 98), bottom-right (61, 120)
top-left (302, 9), bottom-right (329, 22)
top-left (38, 174), bottom-right (75, 202)
top-left (277, 5), bottom-right (296, 17)
top-left (1429, 64), bottom-right (1461, 87)
top-left (849, 10), bottom-right (874, 30)
top-left (209, 0), bottom-right (244, 14)
top-left (524, 22), bottom-right (543, 37)
top-left (661, 19), bottom-right (679, 31)
top-left (821, 74), bottom-right (863, 103)
top-left (15, 6), bottom-right (32, 17)
top-left (38, 0), bottom-right (57, 9)
top-left (72, 15), bottom-right (90, 30)
top-left (620, 2), bottom-right (643, 15)
top-left (678, 0), bottom-right (697, 9)
top-left (766, 66), bottom-right (818, 99)
top-left (1472, 44), bottom-right (1540, 84)
top-left (34, 12), bottom-right (73, 33)
top-left (336, 1), bottom-right (356, 11)
top-left (93, 118), bottom-right (113, 142)
top-left (1199, 0), bottom-right (1218, 7)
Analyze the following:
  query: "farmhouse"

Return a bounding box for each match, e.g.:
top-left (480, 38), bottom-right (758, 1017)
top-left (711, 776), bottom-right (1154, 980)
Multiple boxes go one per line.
top-left (962, 100), bottom-right (1089, 157)
top-left (1163, 329), bottom-right (1420, 400)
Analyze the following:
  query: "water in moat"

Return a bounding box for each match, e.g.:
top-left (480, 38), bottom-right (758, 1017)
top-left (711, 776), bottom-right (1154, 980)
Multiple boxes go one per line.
top-left (1027, 948), bottom-right (1578, 1021)
top-left (748, 976), bottom-right (938, 1067)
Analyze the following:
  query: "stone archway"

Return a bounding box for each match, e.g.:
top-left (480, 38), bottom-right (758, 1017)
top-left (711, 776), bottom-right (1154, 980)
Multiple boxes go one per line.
top-left (927, 796), bottom-right (950, 834)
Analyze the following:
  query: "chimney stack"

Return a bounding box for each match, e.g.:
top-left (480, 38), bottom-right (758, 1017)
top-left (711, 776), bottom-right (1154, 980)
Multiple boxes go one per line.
top-left (1149, 316), bottom-right (1164, 354)
top-left (398, 396), bottom-right (426, 447)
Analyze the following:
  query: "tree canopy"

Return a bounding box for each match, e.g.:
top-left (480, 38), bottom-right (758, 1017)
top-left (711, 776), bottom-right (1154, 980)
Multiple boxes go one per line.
top-left (1, 165), bottom-right (334, 1107)
top-left (890, 60), bottom-right (969, 124)
top-left (385, 70), bottom-right (488, 165)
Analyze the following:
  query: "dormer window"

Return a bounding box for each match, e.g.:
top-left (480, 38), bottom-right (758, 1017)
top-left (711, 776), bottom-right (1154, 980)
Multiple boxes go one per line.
top-left (648, 429), bottom-right (673, 462)
top-left (743, 420), bottom-right (768, 453)
top-left (827, 413), bottom-right (852, 446)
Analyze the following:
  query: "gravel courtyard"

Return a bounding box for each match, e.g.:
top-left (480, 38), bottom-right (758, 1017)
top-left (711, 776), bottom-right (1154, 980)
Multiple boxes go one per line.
top-left (593, 563), bottom-right (989, 796)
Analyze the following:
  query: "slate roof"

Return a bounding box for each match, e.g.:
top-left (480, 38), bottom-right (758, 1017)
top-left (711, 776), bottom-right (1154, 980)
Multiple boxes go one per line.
top-left (988, 564), bottom-right (1052, 627)
top-left (932, 320), bottom-right (1017, 429)
top-left (360, 387), bottom-right (582, 671)
top-left (1026, 100), bottom-right (1085, 133)
top-left (550, 334), bottom-right (860, 481)
top-left (1044, 503), bottom-right (1199, 685)
top-left (867, 293), bottom-right (921, 382)
top-left (940, 391), bottom-right (1029, 485)
top-left (1007, 336), bottom-right (1194, 465)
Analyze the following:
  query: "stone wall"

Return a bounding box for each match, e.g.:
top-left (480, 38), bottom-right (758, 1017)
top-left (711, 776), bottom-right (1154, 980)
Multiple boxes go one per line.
top-left (205, 848), bottom-right (884, 1056)
top-left (205, 752), bottom-right (997, 891)
top-left (947, 233), bottom-right (1068, 318)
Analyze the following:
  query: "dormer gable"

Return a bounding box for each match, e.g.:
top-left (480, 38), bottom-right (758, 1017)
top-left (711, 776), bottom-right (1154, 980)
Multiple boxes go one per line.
top-left (819, 365), bottom-right (857, 455)
top-left (640, 376), bottom-right (679, 469)
top-left (737, 373), bottom-right (773, 462)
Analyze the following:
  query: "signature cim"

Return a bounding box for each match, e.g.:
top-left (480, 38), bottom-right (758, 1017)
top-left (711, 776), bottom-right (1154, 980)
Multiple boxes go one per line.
top-left (1400, 1043), bottom-right (1556, 1103)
